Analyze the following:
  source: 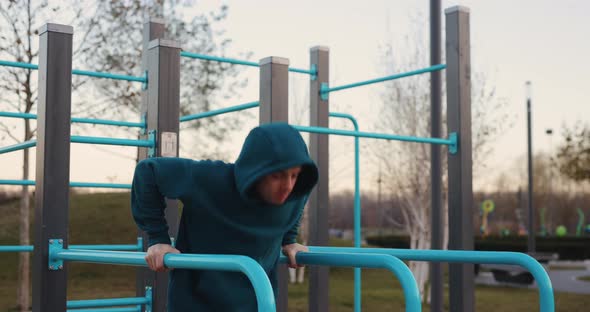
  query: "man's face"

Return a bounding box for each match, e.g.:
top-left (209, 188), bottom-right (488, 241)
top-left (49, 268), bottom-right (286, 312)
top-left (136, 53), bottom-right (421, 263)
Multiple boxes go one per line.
top-left (255, 166), bottom-right (302, 205)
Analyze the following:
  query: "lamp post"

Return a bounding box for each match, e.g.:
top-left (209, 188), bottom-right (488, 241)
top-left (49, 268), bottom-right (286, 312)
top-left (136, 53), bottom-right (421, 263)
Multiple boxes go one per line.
top-left (545, 128), bottom-right (554, 235)
top-left (526, 81), bottom-right (535, 253)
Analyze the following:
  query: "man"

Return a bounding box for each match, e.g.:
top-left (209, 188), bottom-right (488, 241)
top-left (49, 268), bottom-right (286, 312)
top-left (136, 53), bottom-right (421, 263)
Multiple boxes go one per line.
top-left (132, 122), bottom-right (318, 311)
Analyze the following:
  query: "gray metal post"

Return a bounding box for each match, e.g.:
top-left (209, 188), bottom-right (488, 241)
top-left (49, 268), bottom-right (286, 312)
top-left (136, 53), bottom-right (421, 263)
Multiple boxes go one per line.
top-left (309, 46), bottom-right (330, 312)
top-left (136, 17), bottom-right (167, 302)
top-left (445, 6), bottom-right (474, 312)
top-left (143, 38), bottom-right (182, 312)
top-left (32, 23), bottom-right (73, 312)
top-left (259, 57), bottom-right (290, 122)
top-left (430, 1), bottom-right (444, 311)
top-left (259, 56), bottom-right (290, 312)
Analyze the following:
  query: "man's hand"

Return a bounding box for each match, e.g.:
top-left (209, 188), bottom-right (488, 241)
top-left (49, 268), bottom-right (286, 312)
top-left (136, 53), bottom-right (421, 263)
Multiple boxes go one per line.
top-left (145, 243), bottom-right (180, 272)
top-left (282, 243), bottom-right (309, 269)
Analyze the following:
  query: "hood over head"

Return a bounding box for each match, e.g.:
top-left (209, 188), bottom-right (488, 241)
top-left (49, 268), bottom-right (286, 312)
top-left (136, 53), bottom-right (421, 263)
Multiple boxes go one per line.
top-left (234, 122), bottom-right (318, 203)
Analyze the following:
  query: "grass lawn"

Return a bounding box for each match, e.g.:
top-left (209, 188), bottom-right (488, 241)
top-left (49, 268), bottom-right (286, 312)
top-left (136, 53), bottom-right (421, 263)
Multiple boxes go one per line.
top-left (1, 193), bottom-right (590, 311)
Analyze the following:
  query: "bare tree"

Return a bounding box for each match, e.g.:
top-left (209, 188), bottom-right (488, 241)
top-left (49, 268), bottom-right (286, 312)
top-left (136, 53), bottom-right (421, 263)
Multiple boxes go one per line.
top-left (556, 122), bottom-right (590, 183)
top-left (0, 1), bottom-right (242, 310)
top-left (0, 2), bottom-right (65, 309)
top-left (372, 23), bottom-right (511, 302)
top-left (76, 1), bottom-right (247, 158)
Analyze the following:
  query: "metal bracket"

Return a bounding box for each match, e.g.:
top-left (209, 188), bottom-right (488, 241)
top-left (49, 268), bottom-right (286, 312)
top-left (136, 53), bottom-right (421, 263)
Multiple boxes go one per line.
top-left (139, 114), bottom-right (147, 135)
top-left (136, 237), bottom-right (144, 252)
top-left (448, 132), bottom-right (458, 154)
top-left (48, 239), bottom-right (64, 270)
top-left (147, 130), bottom-right (157, 158)
top-left (320, 82), bottom-right (329, 101)
top-left (144, 286), bottom-right (153, 312)
top-left (141, 70), bottom-right (149, 90)
top-left (310, 64), bottom-right (317, 81)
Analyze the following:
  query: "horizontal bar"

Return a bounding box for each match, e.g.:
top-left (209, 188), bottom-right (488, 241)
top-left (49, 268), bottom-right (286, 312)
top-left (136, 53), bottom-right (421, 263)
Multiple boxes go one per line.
top-left (0, 60), bottom-right (146, 83)
top-left (322, 64), bottom-right (446, 94)
top-left (0, 245), bottom-right (33, 252)
top-left (66, 308), bottom-right (140, 312)
top-left (309, 246), bottom-right (554, 312)
top-left (293, 125), bottom-right (453, 146)
top-left (0, 180), bottom-right (131, 189)
top-left (69, 182), bottom-right (132, 189)
top-left (67, 297), bottom-right (147, 309)
top-left (0, 140), bottom-right (36, 155)
top-left (0, 180), bottom-right (35, 186)
top-left (0, 60), bottom-right (38, 70)
top-left (51, 249), bottom-right (276, 312)
top-left (71, 69), bottom-right (146, 83)
top-left (68, 244), bottom-right (141, 251)
top-left (181, 51), bottom-right (258, 67)
top-left (0, 112), bottom-right (145, 128)
top-left (0, 243), bottom-right (142, 253)
top-left (0, 112), bottom-right (37, 119)
top-left (287, 66), bottom-right (316, 75)
top-left (280, 252), bottom-right (421, 312)
top-left (180, 51), bottom-right (315, 75)
top-left (71, 135), bottom-right (154, 148)
top-left (71, 117), bottom-right (145, 128)
top-left (180, 101), bottom-right (259, 122)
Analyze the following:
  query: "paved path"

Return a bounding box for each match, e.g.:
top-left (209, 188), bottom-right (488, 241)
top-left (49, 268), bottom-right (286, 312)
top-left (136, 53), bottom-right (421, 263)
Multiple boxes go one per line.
top-left (475, 269), bottom-right (590, 294)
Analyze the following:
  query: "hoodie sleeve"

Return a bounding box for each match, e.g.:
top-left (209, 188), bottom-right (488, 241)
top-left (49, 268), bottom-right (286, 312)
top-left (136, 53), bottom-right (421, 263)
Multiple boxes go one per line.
top-left (131, 158), bottom-right (194, 247)
top-left (282, 197), bottom-right (308, 246)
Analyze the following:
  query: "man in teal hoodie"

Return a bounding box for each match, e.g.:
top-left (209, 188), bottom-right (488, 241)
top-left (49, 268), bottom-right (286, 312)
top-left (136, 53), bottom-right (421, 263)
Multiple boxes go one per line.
top-left (131, 122), bottom-right (319, 311)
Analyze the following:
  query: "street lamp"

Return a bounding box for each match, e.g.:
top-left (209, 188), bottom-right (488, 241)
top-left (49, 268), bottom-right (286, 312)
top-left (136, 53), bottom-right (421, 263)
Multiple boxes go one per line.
top-left (543, 128), bottom-right (554, 236)
top-left (545, 128), bottom-right (555, 234)
top-left (526, 81), bottom-right (535, 253)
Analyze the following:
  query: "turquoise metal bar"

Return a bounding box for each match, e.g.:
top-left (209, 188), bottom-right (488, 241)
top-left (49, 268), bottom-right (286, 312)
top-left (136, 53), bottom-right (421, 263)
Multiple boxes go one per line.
top-left (50, 249), bottom-right (276, 312)
top-left (308, 247), bottom-right (554, 312)
top-left (0, 60), bottom-right (38, 70)
top-left (287, 66), bottom-right (316, 75)
top-left (69, 244), bottom-right (140, 251)
top-left (329, 112), bottom-right (361, 312)
top-left (70, 135), bottom-right (154, 148)
top-left (71, 69), bottom-right (146, 83)
top-left (136, 237), bottom-right (143, 252)
top-left (0, 112), bottom-right (37, 119)
top-left (66, 308), bottom-right (140, 312)
top-left (0, 111), bottom-right (145, 128)
top-left (69, 182), bottom-right (132, 189)
top-left (71, 117), bottom-right (145, 128)
top-left (180, 51), bottom-right (259, 67)
top-left (0, 180), bottom-right (131, 189)
top-left (0, 60), bottom-right (146, 83)
top-left (320, 64), bottom-right (446, 98)
top-left (180, 51), bottom-right (315, 75)
top-left (0, 140), bottom-right (36, 154)
top-left (0, 245), bottom-right (33, 252)
top-left (67, 297), bottom-right (148, 309)
top-left (180, 101), bottom-right (259, 122)
top-left (0, 240), bottom-right (142, 253)
top-left (293, 125), bottom-right (454, 146)
top-left (280, 252), bottom-right (421, 312)
top-left (0, 179), bottom-right (35, 186)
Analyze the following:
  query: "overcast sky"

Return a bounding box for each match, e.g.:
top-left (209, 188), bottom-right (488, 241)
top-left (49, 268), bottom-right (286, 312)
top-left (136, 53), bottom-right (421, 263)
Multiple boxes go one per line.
top-left (1, 0), bottom-right (588, 194)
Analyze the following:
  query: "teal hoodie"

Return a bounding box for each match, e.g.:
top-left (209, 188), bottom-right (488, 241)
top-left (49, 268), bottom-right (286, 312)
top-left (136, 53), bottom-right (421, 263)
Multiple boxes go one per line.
top-left (131, 122), bottom-right (318, 311)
